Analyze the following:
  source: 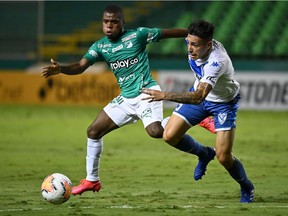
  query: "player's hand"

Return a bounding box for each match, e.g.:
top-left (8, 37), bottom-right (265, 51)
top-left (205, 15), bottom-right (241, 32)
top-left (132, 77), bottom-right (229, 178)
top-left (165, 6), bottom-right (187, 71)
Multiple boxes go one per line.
top-left (41, 59), bottom-right (61, 78)
top-left (140, 88), bottom-right (165, 102)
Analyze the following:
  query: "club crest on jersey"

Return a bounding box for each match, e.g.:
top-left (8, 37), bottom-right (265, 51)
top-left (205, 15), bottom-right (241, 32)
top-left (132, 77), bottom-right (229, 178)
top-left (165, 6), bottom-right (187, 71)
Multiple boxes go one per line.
top-left (125, 41), bottom-right (133, 48)
top-left (218, 113), bottom-right (227, 125)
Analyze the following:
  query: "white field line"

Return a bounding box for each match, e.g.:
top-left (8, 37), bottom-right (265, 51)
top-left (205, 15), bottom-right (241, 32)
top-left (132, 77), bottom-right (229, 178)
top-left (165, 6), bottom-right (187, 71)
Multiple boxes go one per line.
top-left (1, 205), bottom-right (288, 212)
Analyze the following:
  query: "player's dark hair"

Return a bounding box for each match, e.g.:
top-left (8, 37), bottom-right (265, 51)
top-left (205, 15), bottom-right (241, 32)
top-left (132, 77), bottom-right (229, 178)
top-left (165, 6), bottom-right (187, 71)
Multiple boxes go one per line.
top-left (188, 20), bottom-right (214, 41)
top-left (104, 5), bottom-right (124, 21)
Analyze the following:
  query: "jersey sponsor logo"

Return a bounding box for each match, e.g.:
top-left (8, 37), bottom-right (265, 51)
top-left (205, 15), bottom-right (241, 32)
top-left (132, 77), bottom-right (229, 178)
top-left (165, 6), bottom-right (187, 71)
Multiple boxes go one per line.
top-left (103, 43), bottom-right (111, 48)
top-left (98, 43), bottom-right (111, 49)
top-left (210, 61), bottom-right (220, 67)
top-left (110, 57), bottom-right (139, 70)
top-left (218, 113), bottom-right (227, 125)
top-left (118, 73), bottom-right (135, 84)
top-left (102, 49), bottom-right (110, 54)
top-left (122, 33), bottom-right (136, 42)
top-left (205, 76), bottom-right (217, 84)
top-left (112, 44), bottom-right (123, 53)
top-left (88, 50), bottom-right (98, 58)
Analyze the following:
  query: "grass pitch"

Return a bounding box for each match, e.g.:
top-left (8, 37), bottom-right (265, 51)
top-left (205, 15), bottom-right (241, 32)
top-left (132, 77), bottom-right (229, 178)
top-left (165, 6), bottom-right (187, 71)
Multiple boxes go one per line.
top-left (0, 105), bottom-right (287, 216)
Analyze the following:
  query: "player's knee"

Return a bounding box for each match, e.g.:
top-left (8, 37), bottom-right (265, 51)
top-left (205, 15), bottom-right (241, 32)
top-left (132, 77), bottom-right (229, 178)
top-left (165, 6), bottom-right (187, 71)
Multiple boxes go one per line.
top-left (162, 131), bottom-right (177, 146)
top-left (146, 123), bottom-right (163, 138)
top-left (216, 151), bottom-right (233, 169)
top-left (147, 128), bottom-right (163, 138)
top-left (87, 125), bottom-right (101, 140)
top-left (162, 133), bottom-right (172, 144)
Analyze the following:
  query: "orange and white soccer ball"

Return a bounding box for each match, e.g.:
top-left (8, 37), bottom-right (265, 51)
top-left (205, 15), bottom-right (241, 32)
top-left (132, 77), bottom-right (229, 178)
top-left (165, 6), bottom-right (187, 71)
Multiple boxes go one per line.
top-left (41, 173), bottom-right (72, 205)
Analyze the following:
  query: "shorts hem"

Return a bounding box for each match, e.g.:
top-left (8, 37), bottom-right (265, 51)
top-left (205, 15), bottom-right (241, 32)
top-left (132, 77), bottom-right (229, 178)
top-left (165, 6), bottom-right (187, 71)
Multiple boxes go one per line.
top-left (172, 111), bottom-right (192, 127)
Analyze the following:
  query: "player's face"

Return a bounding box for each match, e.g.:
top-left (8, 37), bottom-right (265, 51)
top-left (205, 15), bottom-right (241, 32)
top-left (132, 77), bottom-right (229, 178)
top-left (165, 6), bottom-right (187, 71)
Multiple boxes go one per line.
top-left (102, 12), bottom-right (124, 41)
top-left (186, 34), bottom-right (212, 60)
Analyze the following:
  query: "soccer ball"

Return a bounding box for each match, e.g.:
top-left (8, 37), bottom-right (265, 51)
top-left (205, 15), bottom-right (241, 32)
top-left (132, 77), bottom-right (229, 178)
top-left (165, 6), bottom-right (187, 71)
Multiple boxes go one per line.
top-left (41, 173), bottom-right (72, 205)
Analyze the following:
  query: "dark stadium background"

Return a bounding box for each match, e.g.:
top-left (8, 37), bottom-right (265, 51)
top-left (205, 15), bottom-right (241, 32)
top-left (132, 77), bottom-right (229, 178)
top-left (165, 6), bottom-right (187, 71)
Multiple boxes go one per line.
top-left (0, 1), bottom-right (287, 110)
top-left (1, 1), bottom-right (287, 70)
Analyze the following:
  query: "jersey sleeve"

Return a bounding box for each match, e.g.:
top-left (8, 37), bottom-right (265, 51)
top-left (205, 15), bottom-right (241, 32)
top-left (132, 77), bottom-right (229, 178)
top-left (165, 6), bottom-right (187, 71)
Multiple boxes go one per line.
top-left (200, 60), bottom-right (224, 88)
top-left (137, 27), bottom-right (162, 44)
top-left (83, 42), bottom-right (104, 64)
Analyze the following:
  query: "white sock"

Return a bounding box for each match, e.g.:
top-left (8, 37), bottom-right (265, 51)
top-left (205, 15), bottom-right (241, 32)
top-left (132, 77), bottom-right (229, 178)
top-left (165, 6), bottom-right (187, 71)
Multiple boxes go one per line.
top-left (86, 138), bottom-right (103, 181)
top-left (161, 116), bottom-right (170, 129)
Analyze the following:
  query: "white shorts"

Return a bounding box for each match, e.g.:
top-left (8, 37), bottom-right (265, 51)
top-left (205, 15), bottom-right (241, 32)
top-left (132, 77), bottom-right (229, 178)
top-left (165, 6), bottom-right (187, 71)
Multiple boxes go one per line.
top-left (103, 85), bottom-right (163, 128)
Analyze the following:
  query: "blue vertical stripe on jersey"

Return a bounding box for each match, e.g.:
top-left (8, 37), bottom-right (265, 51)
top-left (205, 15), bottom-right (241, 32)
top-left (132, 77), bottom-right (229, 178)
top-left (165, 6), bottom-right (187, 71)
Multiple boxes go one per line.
top-left (188, 57), bottom-right (203, 77)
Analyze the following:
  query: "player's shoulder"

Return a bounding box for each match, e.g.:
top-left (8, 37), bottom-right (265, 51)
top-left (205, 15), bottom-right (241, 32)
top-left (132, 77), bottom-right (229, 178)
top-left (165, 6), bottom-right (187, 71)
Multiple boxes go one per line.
top-left (122, 27), bottom-right (151, 41)
top-left (210, 40), bottom-right (229, 62)
top-left (89, 36), bottom-right (110, 50)
top-left (134, 27), bottom-right (161, 34)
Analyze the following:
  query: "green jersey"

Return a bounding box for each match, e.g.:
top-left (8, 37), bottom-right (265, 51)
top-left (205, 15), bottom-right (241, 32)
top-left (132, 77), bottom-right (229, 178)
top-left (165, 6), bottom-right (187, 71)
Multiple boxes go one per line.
top-left (83, 27), bottom-right (162, 98)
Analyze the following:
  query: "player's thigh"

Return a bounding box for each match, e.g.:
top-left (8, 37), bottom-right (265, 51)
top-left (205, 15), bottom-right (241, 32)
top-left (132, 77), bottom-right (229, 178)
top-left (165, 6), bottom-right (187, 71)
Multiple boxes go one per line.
top-left (173, 103), bottom-right (209, 126)
top-left (88, 109), bottom-right (119, 139)
top-left (163, 114), bottom-right (190, 145)
top-left (138, 85), bottom-right (163, 128)
top-left (209, 95), bottom-right (240, 131)
top-left (103, 96), bottom-right (137, 127)
top-left (215, 129), bottom-right (235, 156)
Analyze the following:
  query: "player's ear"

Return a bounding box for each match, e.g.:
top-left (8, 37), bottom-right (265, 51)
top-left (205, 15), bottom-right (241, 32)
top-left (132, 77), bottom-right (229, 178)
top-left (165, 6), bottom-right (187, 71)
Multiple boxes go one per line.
top-left (207, 40), bottom-right (212, 49)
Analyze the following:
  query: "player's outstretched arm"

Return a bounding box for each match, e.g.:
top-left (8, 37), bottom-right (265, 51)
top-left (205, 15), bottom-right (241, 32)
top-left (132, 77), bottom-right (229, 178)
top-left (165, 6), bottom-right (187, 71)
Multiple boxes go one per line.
top-left (160, 29), bottom-right (188, 39)
top-left (141, 82), bottom-right (212, 104)
top-left (41, 58), bottom-right (91, 78)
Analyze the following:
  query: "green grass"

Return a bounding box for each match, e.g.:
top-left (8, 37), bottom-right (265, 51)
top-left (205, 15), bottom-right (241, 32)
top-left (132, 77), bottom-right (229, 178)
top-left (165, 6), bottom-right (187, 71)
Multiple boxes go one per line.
top-left (0, 105), bottom-right (288, 216)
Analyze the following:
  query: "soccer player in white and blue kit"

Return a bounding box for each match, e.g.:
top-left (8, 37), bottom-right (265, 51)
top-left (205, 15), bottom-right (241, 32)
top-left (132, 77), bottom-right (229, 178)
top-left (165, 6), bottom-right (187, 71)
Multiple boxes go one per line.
top-left (142, 20), bottom-right (255, 203)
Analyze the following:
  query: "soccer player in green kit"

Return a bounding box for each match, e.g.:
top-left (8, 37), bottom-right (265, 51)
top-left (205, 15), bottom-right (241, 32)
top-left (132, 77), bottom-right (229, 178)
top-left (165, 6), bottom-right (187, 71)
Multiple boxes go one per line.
top-left (41, 5), bottom-right (215, 195)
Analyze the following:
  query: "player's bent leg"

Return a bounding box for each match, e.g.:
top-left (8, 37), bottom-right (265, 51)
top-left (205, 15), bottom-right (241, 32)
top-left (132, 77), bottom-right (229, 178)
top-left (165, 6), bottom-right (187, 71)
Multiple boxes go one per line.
top-left (73, 110), bottom-right (119, 195)
top-left (194, 146), bottom-right (216, 180)
top-left (87, 110), bottom-right (120, 139)
top-left (163, 115), bottom-right (215, 180)
top-left (146, 121), bottom-right (164, 138)
top-left (198, 117), bottom-right (216, 134)
top-left (72, 137), bottom-right (103, 195)
top-left (163, 114), bottom-right (190, 146)
top-left (216, 130), bottom-right (254, 202)
top-left (72, 179), bottom-right (102, 195)
top-left (228, 158), bottom-right (255, 203)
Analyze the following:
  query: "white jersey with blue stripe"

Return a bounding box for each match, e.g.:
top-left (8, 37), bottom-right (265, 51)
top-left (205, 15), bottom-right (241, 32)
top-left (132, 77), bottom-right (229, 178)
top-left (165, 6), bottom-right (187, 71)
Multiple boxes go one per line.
top-left (188, 40), bottom-right (240, 103)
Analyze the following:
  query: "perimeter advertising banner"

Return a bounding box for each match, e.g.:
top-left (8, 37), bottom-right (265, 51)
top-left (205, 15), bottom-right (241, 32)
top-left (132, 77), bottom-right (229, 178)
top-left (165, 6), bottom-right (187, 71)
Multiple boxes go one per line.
top-left (0, 71), bottom-right (288, 110)
top-left (157, 71), bottom-right (288, 110)
top-left (0, 71), bottom-right (121, 106)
